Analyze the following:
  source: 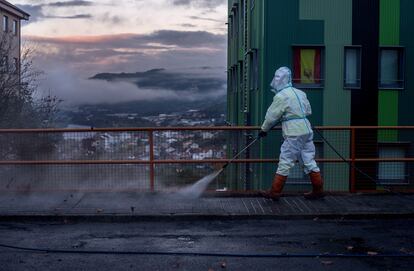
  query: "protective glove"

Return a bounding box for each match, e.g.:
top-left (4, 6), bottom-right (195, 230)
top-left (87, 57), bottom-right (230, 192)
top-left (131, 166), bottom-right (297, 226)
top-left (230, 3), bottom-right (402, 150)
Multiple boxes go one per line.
top-left (258, 130), bottom-right (267, 138)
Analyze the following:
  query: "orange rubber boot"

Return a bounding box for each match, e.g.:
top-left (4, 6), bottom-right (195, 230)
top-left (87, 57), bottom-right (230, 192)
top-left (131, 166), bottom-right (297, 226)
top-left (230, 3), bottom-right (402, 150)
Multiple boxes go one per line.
top-left (261, 174), bottom-right (287, 201)
top-left (304, 171), bottom-right (325, 199)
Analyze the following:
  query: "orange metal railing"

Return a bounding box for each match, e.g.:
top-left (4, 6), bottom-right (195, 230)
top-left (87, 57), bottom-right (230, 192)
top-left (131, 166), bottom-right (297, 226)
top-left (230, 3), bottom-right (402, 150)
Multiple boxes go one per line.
top-left (0, 126), bottom-right (413, 193)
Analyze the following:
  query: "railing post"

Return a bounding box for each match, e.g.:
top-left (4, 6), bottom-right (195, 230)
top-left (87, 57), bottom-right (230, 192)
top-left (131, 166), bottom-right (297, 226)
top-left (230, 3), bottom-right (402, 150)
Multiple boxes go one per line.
top-left (350, 128), bottom-right (356, 193)
top-left (148, 130), bottom-right (155, 192)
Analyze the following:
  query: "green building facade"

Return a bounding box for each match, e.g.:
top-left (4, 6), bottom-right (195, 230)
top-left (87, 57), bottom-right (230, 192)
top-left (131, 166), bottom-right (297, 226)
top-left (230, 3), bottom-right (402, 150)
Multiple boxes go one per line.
top-left (227, 0), bottom-right (414, 192)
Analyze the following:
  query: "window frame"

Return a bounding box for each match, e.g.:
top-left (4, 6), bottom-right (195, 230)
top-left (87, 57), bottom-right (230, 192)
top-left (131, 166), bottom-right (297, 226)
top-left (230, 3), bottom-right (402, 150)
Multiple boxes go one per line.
top-left (240, 0), bottom-right (245, 36)
top-left (231, 65), bottom-right (238, 93)
top-left (291, 45), bottom-right (325, 89)
top-left (238, 60), bottom-right (243, 93)
top-left (343, 45), bottom-right (362, 90)
top-left (231, 3), bottom-right (239, 37)
top-left (247, 48), bottom-right (259, 91)
top-left (12, 20), bottom-right (18, 36)
top-left (377, 142), bottom-right (410, 185)
top-left (228, 15), bottom-right (232, 39)
top-left (3, 15), bottom-right (8, 32)
top-left (378, 46), bottom-right (405, 90)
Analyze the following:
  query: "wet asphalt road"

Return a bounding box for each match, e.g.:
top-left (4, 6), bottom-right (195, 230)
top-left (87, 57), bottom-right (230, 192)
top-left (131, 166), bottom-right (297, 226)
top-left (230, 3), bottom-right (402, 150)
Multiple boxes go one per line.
top-left (0, 218), bottom-right (413, 271)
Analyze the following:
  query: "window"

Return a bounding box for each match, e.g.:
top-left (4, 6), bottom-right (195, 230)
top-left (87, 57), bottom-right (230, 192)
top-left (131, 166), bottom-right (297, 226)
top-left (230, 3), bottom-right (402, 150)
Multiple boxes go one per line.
top-left (379, 47), bottom-right (405, 89)
top-left (227, 69), bottom-right (232, 92)
top-left (292, 46), bottom-right (324, 88)
top-left (239, 61), bottom-right (243, 92)
top-left (248, 49), bottom-right (259, 90)
top-left (229, 68), bottom-right (237, 93)
top-left (230, 4), bottom-right (239, 40)
top-left (344, 46), bottom-right (361, 89)
top-left (231, 67), bottom-right (238, 92)
top-left (240, 0), bottom-right (245, 36)
top-left (3, 16), bottom-right (8, 32)
top-left (13, 57), bottom-right (19, 74)
top-left (378, 144), bottom-right (408, 184)
top-left (0, 56), bottom-right (8, 73)
top-left (12, 20), bottom-right (17, 35)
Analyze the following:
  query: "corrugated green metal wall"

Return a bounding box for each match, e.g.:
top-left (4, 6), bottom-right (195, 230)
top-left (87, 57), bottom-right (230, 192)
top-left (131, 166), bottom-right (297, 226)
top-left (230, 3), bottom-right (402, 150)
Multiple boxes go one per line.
top-left (247, 0), bottom-right (265, 189)
top-left (299, 0), bottom-right (352, 191)
top-left (260, 0), bottom-right (326, 191)
top-left (399, 0), bottom-right (414, 126)
top-left (228, 0), bottom-right (353, 191)
top-left (248, 0), bottom-right (263, 127)
top-left (227, 0), bottom-right (241, 189)
top-left (227, 0), bottom-right (414, 191)
top-left (299, 0), bottom-right (352, 126)
top-left (227, 0), bottom-right (263, 189)
top-left (399, 0), bottom-right (414, 181)
top-left (378, 0), bottom-right (400, 141)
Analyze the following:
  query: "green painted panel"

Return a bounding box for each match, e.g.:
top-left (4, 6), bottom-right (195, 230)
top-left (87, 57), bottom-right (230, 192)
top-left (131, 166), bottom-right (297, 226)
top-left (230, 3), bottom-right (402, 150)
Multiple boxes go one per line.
top-left (399, 0), bottom-right (414, 128)
top-left (380, 0), bottom-right (400, 44)
top-left (247, 0), bottom-right (264, 188)
top-left (378, 0), bottom-right (400, 142)
top-left (300, 0), bottom-right (352, 126)
top-left (296, 21), bottom-right (324, 127)
top-left (378, 90), bottom-right (399, 125)
top-left (398, 0), bottom-right (414, 187)
top-left (399, 0), bottom-right (414, 140)
top-left (257, 0), bottom-right (326, 191)
top-left (299, 0), bottom-right (353, 192)
top-left (248, 0), bottom-right (263, 126)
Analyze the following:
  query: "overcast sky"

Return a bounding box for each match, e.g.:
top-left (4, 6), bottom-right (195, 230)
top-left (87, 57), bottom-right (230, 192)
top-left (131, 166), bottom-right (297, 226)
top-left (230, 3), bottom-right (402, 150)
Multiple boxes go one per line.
top-left (15, 0), bottom-right (228, 106)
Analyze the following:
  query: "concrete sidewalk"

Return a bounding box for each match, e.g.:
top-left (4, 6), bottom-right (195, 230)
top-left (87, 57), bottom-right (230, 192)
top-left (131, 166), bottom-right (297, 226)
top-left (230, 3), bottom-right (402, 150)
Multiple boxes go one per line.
top-left (1, 191), bottom-right (414, 220)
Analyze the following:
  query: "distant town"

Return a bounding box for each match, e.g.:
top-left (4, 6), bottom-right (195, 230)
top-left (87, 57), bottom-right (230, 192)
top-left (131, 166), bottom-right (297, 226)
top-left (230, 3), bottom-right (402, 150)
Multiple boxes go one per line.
top-left (63, 98), bottom-right (226, 128)
top-left (56, 108), bottom-right (228, 163)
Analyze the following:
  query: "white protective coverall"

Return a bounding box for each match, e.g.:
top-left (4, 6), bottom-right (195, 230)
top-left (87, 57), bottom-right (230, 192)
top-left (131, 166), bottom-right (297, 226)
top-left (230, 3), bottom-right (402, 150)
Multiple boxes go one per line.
top-left (261, 67), bottom-right (320, 176)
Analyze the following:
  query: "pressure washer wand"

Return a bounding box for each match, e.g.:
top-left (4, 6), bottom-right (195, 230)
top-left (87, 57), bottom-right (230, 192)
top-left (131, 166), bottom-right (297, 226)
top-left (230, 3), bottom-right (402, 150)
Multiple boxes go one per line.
top-left (220, 122), bottom-right (280, 171)
top-left (222, 136), bottom-right (261, 169)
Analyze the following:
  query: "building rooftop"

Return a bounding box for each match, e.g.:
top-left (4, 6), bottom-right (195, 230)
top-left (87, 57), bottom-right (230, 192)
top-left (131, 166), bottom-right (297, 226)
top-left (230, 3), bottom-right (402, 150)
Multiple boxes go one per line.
top-left (0, 0), bottom-right (30, 20)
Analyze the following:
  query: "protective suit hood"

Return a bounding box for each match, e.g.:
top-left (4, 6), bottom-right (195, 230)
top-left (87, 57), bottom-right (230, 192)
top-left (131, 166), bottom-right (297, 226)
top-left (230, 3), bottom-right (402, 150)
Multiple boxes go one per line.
top-left (270, 66), bottom-right (292, 93)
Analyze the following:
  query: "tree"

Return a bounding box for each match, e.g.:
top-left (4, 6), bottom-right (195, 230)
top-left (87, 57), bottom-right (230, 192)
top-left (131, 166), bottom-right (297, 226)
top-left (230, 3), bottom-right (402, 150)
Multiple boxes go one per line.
top-left (0, 32), bottom-right (62, 160)
top-left (0, 32), bottom-right (61, 128)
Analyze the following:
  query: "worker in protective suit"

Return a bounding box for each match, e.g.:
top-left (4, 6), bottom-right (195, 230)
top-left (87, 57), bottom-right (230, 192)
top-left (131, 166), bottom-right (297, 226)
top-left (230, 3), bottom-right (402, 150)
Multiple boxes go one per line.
top-left (258, 66), bottom-right (324, 200)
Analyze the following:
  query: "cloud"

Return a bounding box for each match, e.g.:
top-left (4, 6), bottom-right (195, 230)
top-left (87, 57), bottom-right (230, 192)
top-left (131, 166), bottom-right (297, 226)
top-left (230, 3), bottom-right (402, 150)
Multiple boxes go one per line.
top-left (15, 1), bottom-right (228, 108)
top-left (146, 30), bottom-right (226, 48)
top-left (41, 66), bottom-right (172, 105)
top-left (24, 30), bottom-right (226, 80)
top-left (47, 14), bottom-right (92, 19)
top-left (48, 1), bottom-right (94, 7)
top-left (170, 0), bottom-right (226, 9)
top-left (98, 12), bottom-right (124, 25)
top-left (180, 23), bottom-right (197, 28)
top-left (24, 30), bottom-right (226, 50)
top-left (188, 15), bottom-right (224, 23)
top-left (90, 68), bottom-right (226, 93)
top-left (41, 67), bottom-right (225, 106)
top-left (24, 29), bottom-right (227, 106)
top-left (16, 1), bottom-right (95, 23)
top-left (16, 4), bottom-right (43, 22)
